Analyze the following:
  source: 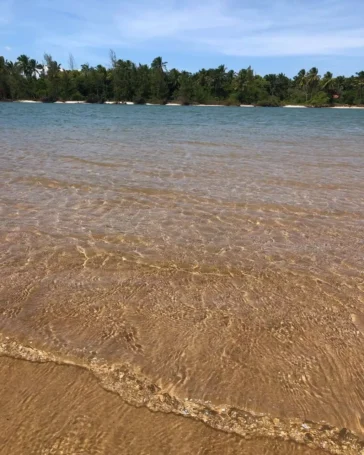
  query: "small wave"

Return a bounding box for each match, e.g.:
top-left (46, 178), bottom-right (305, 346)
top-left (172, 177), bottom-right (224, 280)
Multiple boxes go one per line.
top-left (0, 334), bottom-right (362, 455)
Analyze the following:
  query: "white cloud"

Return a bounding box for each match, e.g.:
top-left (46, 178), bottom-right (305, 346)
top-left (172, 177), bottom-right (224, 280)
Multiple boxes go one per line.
top-left (116, 3), bottom-right (243, 40)
top-left (111, 0), bottom-right (364, 57)
top-left (7, 0), bottom-right (364, 59)
top-left (200, 29), bottom-right (364, 57)
top-left (5, 45), bottom-right (12, 51)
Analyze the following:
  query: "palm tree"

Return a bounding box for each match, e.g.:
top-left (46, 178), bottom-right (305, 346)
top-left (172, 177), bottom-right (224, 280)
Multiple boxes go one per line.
top-left (321, 71), bottom-right (334, 89)
top-left (264, 74), bottom-right (277, 96)
top-left (307, 67), bottom-right (320, 81)
top-left (81, 63), bottom-right (91, 74)
top-left (167, 68), bottom-right (180, 94)
top-left (17, 54), bottom-right (31, 78)
top-left (295, 69), bottom-right (306, 88)
top-left (29, 59), bottom-right (43, 78)
top-left (44, 54), bottom-right (61, 79)
top-left (150, 57), bottom-right (168, 102)
top-left (306, 67), bottom-right (320, 97)
top-left (294, 69), bottom-right (306, 84)
top-left (212, 64), bottom-right (228, 99)
top-left (96, 64), bottom-right (106, 73)
top-left (233, 67), bottom-right (254, 102)
top-left (151, 57), bottom-right (167, 73)
top-left (16, 55), bottom-right (43, 80)
top-left (95, 65), bottom-right (107, 98)
top-left (5, 59), bottom-right (19, 74)
top-left (294, 69), bottom-right (309, 101)
top-left (43, 53), bottom-right (62, 100)
top-left (321, 71), bottom-right (337, 101)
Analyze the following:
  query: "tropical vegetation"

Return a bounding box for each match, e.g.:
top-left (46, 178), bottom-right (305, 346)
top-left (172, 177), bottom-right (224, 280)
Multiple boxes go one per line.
top-left (1, 52), bottom-right (363, 106)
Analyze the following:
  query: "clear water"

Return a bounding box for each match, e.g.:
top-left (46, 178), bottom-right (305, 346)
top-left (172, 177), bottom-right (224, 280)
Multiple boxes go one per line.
top-left (1, 104), bottom-right (364, 454)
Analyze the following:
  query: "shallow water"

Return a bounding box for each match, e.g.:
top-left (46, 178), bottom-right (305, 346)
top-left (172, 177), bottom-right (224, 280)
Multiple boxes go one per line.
top-left (1, 104), bottom-right (364, 454)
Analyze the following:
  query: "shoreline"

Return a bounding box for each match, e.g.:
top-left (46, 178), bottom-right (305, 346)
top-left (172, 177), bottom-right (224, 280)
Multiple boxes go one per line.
top-left (0, 355), bottom-right (324, 455)
top-left (4, 100), bottom-right (364, 108)
top-left (1, 335), bottom-right (362, 455)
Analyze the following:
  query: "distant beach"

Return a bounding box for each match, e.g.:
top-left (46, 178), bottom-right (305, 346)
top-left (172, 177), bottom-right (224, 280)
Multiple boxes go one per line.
top-left (12, 100), bottom-right (364, 108)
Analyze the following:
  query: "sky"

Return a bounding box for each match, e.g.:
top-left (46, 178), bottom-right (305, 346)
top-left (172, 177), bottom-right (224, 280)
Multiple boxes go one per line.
top-left (1, 0), bottom-right (364, 76)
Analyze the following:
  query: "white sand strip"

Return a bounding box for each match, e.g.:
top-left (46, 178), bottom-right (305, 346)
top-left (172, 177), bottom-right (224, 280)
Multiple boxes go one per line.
top-left (331, 106), bottom-right (364, 109)
top-left (17, 100), bottom-right (41, 103)
top-left (283, 105), bottom-right (307, 108)
top-left (196, 104), bottom-right (224, 107)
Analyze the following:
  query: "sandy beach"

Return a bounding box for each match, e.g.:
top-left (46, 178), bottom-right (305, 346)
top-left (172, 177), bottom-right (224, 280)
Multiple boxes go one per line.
top-left (8, 101), bottom-right (364, 108)
top-left (331, 105), bottom-right (364, 109)
top-left (16, 100), bottom-right (41, 103)
top-left (283, 105), bottom-right (308, 108)
top-left (1, 354), bottom-right (327, 455)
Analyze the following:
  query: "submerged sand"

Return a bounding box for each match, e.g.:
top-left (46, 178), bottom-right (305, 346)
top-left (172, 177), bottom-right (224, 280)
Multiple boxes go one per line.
top-left (1, 105), bottom-right (364, 454)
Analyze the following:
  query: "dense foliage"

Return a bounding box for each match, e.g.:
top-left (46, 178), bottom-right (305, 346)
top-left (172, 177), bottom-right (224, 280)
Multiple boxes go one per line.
top-left (1, 53), bottom-right (363, 106)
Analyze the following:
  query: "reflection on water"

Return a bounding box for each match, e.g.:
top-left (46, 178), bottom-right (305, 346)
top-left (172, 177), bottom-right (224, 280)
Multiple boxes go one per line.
top-left (1, 104), bottom-right (364, 454)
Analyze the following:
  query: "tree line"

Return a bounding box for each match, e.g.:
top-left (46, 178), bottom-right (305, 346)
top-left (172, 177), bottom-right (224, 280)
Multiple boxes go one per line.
top-left (1, 52), bottom-right (363, 106)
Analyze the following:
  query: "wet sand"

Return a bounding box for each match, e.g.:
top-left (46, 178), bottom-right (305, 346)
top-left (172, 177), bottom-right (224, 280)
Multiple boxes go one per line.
top-left (0, 356), bottom-right (327, 455)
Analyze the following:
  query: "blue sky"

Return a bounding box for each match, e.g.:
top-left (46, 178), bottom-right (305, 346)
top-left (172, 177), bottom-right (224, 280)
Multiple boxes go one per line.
top-left (1, 0), bottom-right (364, 76)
